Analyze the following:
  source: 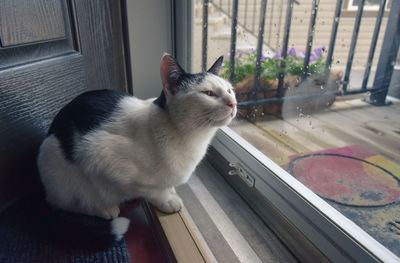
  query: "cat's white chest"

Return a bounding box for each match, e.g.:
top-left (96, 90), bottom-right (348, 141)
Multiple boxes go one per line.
top-left (163, 139), bottom-right (209, 185)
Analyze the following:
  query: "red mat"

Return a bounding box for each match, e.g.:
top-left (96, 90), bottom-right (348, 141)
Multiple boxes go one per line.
top-left (283, 145), bottom-right (400, 207)
top-left (120, 200), bottom-right (176, 263)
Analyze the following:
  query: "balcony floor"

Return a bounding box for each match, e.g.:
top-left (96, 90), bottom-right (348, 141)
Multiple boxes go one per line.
top-left (230, 94), bottom-right (400, 257)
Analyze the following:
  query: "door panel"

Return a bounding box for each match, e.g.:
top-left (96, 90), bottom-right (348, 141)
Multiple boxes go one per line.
top-left (0, 0), bottom-right (128, 206)
top-left (0, 53), bottom-right (86, 202)
top-left (0, 0), bottom-right (67, 47)
top-left (73, 0), bottom-right (127, 91)
top-left (0, 0), bottom-right (74, 68)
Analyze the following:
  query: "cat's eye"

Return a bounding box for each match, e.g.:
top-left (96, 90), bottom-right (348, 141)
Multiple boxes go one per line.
top-left (201, 90), bottom-right (217, 97)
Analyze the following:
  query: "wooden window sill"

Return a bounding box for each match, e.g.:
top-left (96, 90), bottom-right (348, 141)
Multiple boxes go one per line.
top-left (156, 209), bottom-right (213, 263)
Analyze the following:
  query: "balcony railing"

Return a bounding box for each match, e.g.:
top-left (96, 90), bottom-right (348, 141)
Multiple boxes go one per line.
top-left (201, 0), bottom-right (400, 109)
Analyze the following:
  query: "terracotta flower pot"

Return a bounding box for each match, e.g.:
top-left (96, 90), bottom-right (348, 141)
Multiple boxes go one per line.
top-left (234, 70), bottom-right (342, 119)
top-left (234, 75), bottom-right (265, 119)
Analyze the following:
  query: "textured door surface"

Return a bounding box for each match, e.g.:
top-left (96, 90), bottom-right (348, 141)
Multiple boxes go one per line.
top-left (0, 0), bottom-right (128, 205)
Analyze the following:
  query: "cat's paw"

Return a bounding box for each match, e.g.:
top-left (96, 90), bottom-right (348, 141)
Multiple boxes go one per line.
top-left (97, 206), bottom-right (121, 220)
top-left (155, 194), bottom-right (183, 214)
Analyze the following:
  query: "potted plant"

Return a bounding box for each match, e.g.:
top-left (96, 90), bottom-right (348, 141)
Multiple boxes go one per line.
top-left (221, 47), bottom-right (343, 119)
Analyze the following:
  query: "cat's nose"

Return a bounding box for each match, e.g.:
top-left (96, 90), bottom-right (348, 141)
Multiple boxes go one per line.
top-left (227, 101), bottom-right (236, 109)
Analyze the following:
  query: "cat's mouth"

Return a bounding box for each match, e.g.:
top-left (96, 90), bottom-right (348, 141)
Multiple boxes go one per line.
top-left (230, 107), bottom-right (237, 118)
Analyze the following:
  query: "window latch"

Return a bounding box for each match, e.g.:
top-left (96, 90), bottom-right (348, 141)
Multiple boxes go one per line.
top-left (228, 163), bottom-right (255, 187)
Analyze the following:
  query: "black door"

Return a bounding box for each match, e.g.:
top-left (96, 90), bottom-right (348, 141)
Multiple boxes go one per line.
top-left (0, 0), bottom-right (129, 207)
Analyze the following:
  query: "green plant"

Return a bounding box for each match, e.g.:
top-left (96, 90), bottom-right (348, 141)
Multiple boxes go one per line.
top-left (221, 46), bottom-right (327, 83)
top-left (221, 50), bottom-right (256, 83)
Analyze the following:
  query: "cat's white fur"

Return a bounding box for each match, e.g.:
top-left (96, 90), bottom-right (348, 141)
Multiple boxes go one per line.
top-left (37, 55), bottom-right (236, 221)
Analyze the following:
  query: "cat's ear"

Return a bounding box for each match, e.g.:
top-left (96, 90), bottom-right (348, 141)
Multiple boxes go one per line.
top-left (160, 53), bottom-right (185, 95)
top-left (207, 56), bottom-right (224, 75)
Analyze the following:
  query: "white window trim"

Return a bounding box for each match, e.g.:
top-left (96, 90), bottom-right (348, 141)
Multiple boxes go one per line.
top-left (211, 127), bottom-right (400, 262)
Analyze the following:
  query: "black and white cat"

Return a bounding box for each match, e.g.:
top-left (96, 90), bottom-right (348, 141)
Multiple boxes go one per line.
top-left (37, 54), bottom-right (237, 241)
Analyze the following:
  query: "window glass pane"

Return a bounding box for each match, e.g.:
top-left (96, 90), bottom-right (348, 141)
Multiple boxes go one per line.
top-left (190, 0), bottom-right (400, 258)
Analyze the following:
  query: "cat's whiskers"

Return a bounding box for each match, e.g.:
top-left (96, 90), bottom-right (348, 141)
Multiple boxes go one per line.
top-left (192, 109), bottom-right (217, 126)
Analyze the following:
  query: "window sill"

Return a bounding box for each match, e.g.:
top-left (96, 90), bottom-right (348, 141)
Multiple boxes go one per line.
top-left (156, 209), bottom-right (213, 263)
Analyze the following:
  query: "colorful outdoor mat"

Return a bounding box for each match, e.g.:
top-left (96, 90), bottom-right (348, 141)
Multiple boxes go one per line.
top-left (282, 145), bottom-right (400, 207)
top-left (282, 144), bottom-right (400, 256)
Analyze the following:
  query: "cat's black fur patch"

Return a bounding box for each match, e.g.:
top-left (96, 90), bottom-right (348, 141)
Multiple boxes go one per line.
top-left (48, 89), bottom-right (127, 161)
top-left (153, 91), bottom-right (167, 109)
top-left (183, 72), bottom-right (206, 87)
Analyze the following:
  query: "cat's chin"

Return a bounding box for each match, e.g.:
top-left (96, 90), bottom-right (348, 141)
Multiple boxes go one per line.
top-left (211, 113), bottom-right (235, 127)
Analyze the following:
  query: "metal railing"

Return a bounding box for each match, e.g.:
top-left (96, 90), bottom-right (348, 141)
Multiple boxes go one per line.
top-left (202, 0), bottom-right (400, 109)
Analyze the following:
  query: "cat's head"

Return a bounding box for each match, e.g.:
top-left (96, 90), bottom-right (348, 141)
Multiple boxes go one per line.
top-left (155, 54), bottom-right (237, 131)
